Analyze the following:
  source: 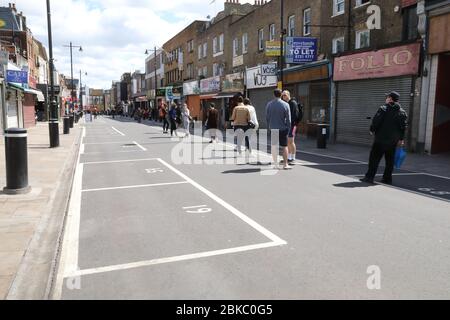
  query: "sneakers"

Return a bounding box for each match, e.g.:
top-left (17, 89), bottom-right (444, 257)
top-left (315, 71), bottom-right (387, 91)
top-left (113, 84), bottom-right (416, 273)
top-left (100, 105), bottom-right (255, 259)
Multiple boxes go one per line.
top-left (381, 179), bottom-right (393, 185)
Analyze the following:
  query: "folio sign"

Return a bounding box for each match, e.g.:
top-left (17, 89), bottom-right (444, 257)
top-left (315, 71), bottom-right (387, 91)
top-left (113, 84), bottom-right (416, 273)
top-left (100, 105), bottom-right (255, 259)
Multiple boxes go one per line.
top-left (333, 43), bottom-right (420, 81)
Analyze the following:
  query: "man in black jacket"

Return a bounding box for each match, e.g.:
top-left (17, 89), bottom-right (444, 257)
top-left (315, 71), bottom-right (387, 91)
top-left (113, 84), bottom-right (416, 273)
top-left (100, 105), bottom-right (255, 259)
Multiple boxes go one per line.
top-left (360, 91), bottom-right (408, 185)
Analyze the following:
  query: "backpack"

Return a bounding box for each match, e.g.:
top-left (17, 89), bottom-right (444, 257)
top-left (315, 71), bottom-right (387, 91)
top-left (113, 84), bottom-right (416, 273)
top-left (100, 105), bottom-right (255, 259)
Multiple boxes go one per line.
top-left (290, 99), bottom-right (303, 124)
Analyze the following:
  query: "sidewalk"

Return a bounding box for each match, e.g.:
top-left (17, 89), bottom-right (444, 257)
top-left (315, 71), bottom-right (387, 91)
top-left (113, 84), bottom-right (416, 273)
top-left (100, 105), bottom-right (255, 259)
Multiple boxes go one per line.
top-left (0, 122), bottom-right (82, 300)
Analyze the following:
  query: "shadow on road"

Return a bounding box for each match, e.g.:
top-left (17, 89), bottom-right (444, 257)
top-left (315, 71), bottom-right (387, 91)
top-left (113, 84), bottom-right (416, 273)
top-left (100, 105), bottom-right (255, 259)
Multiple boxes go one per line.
top-left (333, 182), bottom-right (377, 188)
top-left (222, 168), bottom-right (262, 174)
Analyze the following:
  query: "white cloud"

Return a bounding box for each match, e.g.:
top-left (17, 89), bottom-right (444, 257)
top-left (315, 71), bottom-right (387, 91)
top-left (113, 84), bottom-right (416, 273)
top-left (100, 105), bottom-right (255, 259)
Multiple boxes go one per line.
top-left (12, 0), bottom-right (253, 89)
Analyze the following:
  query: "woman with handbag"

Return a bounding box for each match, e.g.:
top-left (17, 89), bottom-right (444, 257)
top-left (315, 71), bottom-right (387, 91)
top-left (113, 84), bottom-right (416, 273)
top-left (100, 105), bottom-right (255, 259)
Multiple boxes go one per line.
top-left (244, 98), bottom-right (259, 155)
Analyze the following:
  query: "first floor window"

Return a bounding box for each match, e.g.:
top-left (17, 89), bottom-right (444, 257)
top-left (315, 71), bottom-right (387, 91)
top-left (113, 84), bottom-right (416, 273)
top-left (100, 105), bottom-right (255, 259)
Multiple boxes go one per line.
top-left (332, 36), bottom-right (345, 54)
top-left (356, 30), bottom-right (370, 49)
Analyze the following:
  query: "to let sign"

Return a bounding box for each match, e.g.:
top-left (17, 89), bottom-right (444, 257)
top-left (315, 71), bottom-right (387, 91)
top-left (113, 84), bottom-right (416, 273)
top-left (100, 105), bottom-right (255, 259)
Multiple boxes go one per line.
top-left (285, 37), bottom-right (318, 64)
top-left (333, 43), bottom-right (421, 81)
top-left (7, 70), bottom-right (28, 84)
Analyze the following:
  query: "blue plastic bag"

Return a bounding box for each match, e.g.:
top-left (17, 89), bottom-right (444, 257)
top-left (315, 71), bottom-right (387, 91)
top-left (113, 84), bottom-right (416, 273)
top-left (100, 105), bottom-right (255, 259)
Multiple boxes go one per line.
top-left (394, 147), bottom-right (407, 169)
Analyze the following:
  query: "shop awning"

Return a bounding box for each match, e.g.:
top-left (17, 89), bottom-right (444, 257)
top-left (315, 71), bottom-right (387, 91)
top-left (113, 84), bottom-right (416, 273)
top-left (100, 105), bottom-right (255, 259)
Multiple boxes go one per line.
top-left (215, 92), bottom-right (240, 99)
top-left (7, 82), bottom-right (24, 91)
top-left (24, 88), bottom-right (45, 102)
top-left (200, 94), bottom-right (217, 100)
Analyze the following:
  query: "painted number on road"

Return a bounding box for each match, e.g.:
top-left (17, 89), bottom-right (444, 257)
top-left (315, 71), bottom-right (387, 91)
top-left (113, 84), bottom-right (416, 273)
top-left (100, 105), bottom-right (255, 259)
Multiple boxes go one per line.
top-left (418, 188), bottom-right (450, 196)
top-left (146, 168), bottom-right (164, 174)
top-left (183, 205), bottom-right (212, 214)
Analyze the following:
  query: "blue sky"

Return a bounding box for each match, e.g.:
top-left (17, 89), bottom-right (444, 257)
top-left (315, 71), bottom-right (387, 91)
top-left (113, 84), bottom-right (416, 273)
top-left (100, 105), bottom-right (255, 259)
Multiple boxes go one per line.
top-left (9, 0), bottom-right (252, 89)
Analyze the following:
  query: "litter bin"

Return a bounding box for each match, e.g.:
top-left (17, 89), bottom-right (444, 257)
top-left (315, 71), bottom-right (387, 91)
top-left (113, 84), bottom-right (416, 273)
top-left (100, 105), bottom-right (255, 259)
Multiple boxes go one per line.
top-left (63, 116), bottom-right (70, 134)
top-left (317, 124), bottom-right (329, 149)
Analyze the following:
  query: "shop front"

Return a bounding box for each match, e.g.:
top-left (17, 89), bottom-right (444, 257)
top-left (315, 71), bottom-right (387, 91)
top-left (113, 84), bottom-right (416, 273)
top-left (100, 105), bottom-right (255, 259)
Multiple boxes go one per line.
top-left (334, 43), bottom-right (421, 147)
top-left (23, 87), bottom-right (45, 128)
top-left (5, 83), bottom-right (24, 129)
top-left (199, 76), bottom-right (221, 125)
top-left (422, 6), bottom-right (450, 154)
top-left (282, 60), bottom-right (331, 137)
top-left (246, 65), bottom-right (278, 129)
top-left (183, 80), bottom-right (201, 121)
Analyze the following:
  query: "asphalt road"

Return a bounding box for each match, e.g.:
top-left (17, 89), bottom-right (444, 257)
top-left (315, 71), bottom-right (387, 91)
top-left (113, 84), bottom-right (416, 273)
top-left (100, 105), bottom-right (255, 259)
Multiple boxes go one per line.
top-left (53, 116), bottom-right (450, 300)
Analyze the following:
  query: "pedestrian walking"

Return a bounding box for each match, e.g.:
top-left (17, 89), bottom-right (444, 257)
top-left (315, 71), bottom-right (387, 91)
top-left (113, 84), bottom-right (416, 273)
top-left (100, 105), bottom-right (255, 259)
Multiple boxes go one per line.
top-left (360, 91), bottom-right (408, 185)
top-left (161, 103), bottom-right (170, 134)
top-left (266, 89), bottom-right (292, 170)
top-left (231, 96), bottom-right (251, 154)
top-left (282, 90), bottom-right (303, 164)
top-left (206, 103), bottom-right (219, 143)
top-left (169, 103), bottom-right (179, 137)
top-left (244, 98), bottom-right (259, 154)
top-left (181, 103), bottom-right (192, 137)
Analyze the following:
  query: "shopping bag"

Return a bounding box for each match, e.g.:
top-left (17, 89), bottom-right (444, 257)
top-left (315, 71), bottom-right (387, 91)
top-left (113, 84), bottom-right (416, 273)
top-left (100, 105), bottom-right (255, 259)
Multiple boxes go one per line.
top-left (394, 147), bottom-right (407, 169)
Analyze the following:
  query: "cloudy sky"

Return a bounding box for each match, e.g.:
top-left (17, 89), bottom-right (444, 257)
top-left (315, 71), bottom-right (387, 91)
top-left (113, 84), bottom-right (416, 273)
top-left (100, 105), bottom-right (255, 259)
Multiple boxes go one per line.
top-left (9, 0), bottom-right (252, 89)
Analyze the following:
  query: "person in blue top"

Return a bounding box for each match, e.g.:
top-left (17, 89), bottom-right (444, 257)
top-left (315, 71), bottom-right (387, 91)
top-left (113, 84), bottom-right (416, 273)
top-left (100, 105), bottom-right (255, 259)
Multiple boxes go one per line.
top-left (266, 89), bottom-right (292, 170)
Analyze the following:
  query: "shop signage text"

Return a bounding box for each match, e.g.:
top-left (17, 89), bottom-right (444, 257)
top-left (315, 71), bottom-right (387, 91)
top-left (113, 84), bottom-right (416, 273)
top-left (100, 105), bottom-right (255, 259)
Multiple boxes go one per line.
top-left (246, 66), bottom-right (277, 90)
top-left (266, 41), bottom-right (281, 57)
top-left (200, 76), bottom-right (221, 93)
top-left (285, 37), bottom-right (318, 64)
top-left (7, 70), bottom-right (28, 84)
top-left (333, 43), bottom-right (421, 81)
top-left (222, 73), bottom-right (244, 92)
top-left (183, 80), bottom-right (200, 96)
top-left (233, 55), bottom-right (244, 68)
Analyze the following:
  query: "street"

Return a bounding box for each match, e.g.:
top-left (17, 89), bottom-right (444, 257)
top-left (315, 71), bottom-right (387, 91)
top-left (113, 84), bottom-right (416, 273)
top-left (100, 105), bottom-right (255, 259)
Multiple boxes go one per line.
top-left (54, 117), bottom-right (450, 300)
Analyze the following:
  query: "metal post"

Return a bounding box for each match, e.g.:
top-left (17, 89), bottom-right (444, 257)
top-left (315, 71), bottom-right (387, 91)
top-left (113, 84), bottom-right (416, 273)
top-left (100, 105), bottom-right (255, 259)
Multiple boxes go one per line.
top-left (280, 0), bottom-right (285, 89)
top-left (46, 0), bottom-right (59, 148)
top-left (79, 69), bottom-right (83, 111)
top-left (70, 42), bottom-right (74, 114)
top-left (154, 46), bottom-right (158, 114)
top-left (3, 128), bottom-right (31, 194)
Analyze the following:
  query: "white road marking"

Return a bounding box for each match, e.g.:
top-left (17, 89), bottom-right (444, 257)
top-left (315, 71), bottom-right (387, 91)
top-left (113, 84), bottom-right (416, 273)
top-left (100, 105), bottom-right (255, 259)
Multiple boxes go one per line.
top-left (158, 158), bottom-right (287, 245)
top-left (133, 141), bottom-right (147, 151)
top-left (296, 150), bottom-right (367, 164)
top-left (351, 173), bottom-right (423, 177)
top-left (83, 150), bottom-right (143, 155)
top-left (183, 205), bottom-right (208, 210)
top-left (83, 142), bottom-right (131, 145)
top-left (111, 126), bottom-right (125, 136)
top-left (53, 161), bottom-right (84, 299)
top-left (419, 173), bottom-right (450, 180)
top-left (82, 158), bottom-right (159, 165)
top-left (69, 242), bottom-right (284, 278)
top-left (82, 181), bottom-right (189, 193)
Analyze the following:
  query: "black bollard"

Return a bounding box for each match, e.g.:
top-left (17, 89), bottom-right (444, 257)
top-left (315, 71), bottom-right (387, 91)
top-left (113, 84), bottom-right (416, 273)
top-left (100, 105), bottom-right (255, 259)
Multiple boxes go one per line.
top-left (63, 116), bottom-right (70, 134)
top-left (3, 128), bottom-right (31, 195)
top-left (317, 124), bottom-right (329, 149)
top-left (69, 114), bottom-right (75, 128)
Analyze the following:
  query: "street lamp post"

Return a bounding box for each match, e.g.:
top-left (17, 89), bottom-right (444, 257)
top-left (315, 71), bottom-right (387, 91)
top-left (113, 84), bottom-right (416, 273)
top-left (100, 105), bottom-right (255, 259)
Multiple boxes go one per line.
top-left (63, 42), bottom-right (82, 114)
top-left (79, 70), bottom-right (87, 111)
top-left (279, 0), bottom-right (285, 89)
top-left (46, 0), bottom-right (59, 148)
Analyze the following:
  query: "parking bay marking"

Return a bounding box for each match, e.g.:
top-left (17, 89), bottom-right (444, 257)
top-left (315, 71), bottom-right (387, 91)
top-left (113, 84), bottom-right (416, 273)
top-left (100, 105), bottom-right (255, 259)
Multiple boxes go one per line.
top-left (64, 157), bottom-right (287, 278)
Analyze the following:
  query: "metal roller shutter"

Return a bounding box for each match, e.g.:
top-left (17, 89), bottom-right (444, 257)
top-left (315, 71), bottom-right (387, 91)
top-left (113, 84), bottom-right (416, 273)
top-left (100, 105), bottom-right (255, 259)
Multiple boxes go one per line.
top-left (336, 77), bottom-right (412, 146)
top-left (248, 87), bottom-right (275, 129)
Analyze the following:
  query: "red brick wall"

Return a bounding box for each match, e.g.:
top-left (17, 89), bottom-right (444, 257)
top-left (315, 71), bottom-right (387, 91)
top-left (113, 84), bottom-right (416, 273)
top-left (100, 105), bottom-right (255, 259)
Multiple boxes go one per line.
top-left (23, 93), bottom-right (36, 129)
